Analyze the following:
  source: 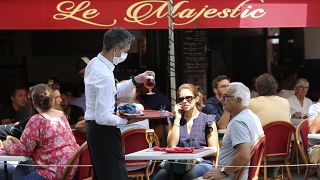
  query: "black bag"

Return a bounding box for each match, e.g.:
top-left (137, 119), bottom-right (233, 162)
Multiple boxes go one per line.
top-left (0, 107), bottom-right (34, 140)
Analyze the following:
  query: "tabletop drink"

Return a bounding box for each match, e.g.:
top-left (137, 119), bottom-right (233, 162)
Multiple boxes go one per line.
top-left (144, 76), bottom-right (155, 95)
top-left (145, 129), bottom-right (155, 151)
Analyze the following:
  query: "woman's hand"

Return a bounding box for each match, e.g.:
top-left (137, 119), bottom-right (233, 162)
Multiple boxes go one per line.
top-left (173, 103), bottom-right (183, 121)
top-left (293, 112), bottom-right (301, 119)
top-left (3, 136), bottom-right (20, 150)
top-left (7, 136), bottom-right (19, 143)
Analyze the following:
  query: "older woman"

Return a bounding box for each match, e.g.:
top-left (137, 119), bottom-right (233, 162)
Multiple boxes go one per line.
top-left (152, 83), bottom-right (218, 180)
top-left (287, 78), bottom-right (313, 120)
top-left (3, 84), bottom-right (79, 180)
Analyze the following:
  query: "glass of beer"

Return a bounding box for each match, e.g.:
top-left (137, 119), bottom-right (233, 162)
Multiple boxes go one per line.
top-left (145, 129), bottom-right (155, 151)
top-left (144, 75), bottom-right (155, 95)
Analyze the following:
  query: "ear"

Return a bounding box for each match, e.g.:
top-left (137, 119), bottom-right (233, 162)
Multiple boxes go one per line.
top-left (237, 97), bottom-right (242, 104)
top-left (213, 88), bottom-right (218, 94)
top-left (10, 95), bottom-right (15, 102)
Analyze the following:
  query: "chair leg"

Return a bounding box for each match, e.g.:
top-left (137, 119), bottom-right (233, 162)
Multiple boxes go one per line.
top-left (296, 144), bottom-right (300, 174)
top-left (264, 157), bottom-right (267, 180)
top-left (304, 166), bottom-right (309, 180)
top-left (285, 159), bottom-right (292, 179)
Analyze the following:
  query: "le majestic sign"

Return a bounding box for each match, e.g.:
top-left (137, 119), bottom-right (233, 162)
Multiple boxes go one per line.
top-left (0, 0), bottom-right (319, 29)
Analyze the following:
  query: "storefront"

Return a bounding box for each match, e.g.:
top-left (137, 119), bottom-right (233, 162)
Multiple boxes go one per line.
top-left (1, 0), bottom-right (320, 102)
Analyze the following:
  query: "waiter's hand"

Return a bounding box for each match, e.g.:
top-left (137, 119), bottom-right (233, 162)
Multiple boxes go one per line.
top-left (134, 71), bottom-right (155, 84)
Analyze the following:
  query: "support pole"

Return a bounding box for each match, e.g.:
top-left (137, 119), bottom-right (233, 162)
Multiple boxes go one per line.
top-left (167, 0), bottom-right (176, 110)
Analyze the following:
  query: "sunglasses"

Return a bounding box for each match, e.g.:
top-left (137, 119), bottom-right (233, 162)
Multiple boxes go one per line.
top-left (177, 96), bottom-right (194, 103)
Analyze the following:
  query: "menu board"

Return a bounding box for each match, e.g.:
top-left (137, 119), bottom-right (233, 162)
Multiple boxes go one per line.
top-left (180, 29), bottom-right (208, 95)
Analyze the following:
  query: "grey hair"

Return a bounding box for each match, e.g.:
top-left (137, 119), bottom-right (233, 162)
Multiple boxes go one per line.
top-left (294, 78), bottom-right (309, 88)
top-left (229, 82), bottom-right (250, 107)
top-left (103, 27), bottom-right (135, 52)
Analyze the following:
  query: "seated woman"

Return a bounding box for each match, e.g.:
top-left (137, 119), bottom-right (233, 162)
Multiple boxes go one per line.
top-left (2, 84), bottom-right (79, 179)
top-left (152, 83), bottom-right (218, 180)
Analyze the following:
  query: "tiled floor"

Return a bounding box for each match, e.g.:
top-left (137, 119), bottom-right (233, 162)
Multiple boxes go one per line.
top-left (292, 170), bottom-right (319, 180)
top-left (265, 168), bottom-right (319, 180)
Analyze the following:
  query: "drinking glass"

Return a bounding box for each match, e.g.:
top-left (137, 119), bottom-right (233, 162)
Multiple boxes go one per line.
top-left (145, 129), bottom-right (155, 151)
top-left (144, 75), bottom-right (155, 95)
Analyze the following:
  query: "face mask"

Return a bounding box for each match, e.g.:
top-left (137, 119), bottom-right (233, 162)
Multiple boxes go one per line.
top-left (113, 52), bottom-right (128, 65)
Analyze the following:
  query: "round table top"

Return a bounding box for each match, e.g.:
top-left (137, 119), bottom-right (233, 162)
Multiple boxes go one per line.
top-left (126, 110), bottom-right (172, 120)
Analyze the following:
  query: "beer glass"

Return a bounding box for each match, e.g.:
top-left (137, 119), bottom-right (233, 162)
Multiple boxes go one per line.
top-left (144, 75), bottom-right (155, 95)
top-left (145, 129), bottom-right (155, 151)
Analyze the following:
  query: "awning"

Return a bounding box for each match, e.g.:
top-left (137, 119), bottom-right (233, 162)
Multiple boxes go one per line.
top-left (1, 0), bottom-right (320, 29)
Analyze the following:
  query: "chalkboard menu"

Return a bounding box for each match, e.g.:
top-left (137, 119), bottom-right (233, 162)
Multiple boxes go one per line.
top-left (180, 29), bottom-right (208, 95)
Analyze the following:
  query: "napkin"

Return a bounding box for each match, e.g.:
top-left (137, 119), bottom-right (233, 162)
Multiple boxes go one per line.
top-left (153, 146), bottom-right (194, 153)
top-left (153, 146), bottom-right (166, 151)
top-left (0, 148), bottom-right (7, 155)
top-left (117, 104), bottom-right (136, 114)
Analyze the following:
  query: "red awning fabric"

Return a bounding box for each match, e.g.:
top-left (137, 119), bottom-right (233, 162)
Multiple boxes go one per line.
top-left (0, 0), bottom-right (319, 29)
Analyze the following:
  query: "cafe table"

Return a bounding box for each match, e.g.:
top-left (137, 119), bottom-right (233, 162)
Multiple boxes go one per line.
top-left (125, 147), bottom-right (216, 179)
top-left (0, 154), bottom-right (30, 180)
top-left (308, 133), bottom-right (320, 139)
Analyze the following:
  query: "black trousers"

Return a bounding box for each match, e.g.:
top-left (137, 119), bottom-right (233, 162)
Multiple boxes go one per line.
top-left (86, 120), bottom-right (128, 180)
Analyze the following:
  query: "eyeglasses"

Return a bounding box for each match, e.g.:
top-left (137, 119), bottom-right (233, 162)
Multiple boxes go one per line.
top-left (299, 86), bottom-right (309, 90)
top-left (222, 94), bottom-right (235, 101)
top-left (177, 96), bottom-right (194, 103)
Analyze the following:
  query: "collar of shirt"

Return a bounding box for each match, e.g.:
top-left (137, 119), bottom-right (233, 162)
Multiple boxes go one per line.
top-left (97, 53), bottom-right (115, 72)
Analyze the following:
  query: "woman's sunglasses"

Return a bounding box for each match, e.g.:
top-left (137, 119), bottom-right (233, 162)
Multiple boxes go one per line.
top-left (177, 96), bottom-right (194, 103)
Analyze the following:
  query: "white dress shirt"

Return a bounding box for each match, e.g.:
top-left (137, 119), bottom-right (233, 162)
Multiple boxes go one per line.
top-left (84, 53), bottom-right (135, 126)
top-left (308, 103), bottom-right (320, 121)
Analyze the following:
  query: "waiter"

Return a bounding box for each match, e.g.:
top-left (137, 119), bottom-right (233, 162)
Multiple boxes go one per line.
top-left (84, 27), bottom-right (154, 180)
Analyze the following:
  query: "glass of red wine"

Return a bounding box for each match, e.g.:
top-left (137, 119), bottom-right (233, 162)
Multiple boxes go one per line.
top-left (144, 74), bottom-right (155, 95)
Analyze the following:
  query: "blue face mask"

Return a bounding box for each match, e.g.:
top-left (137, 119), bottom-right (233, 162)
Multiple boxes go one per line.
top-left (113, 52), bottom-right (128, 65)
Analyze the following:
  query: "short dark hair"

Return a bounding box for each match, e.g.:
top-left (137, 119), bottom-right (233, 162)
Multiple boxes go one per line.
top-left (255, 74), bottom-right (278, 96)
top-left (31, 84), bottom-right (54, 112)
top-left (103, 27), bottom-right (135, 52)
top-left (10, 85), bottom-right (27, 97)
top-left (211, 75), bottom-right (230, 89)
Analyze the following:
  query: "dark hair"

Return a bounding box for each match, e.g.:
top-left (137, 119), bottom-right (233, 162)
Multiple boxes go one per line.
top-left (177, 83), bottom-right (205, 109)
top-left (103, 27), bottom-right (135, 52)
top-left (211, 75), bottom-right (230, 89)
top-left (255, 73), bottom-right (278, 96)
top-left (10, 85), bottom-right (27, 97)
top-left (31, 84), bottom-right (54, 112)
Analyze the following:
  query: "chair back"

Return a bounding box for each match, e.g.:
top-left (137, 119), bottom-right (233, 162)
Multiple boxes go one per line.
top-left (295, 119), bottom-right (310, 164)
top-left (263, 121), bottom-right (295, 158)
top-left (76, 142), bottom-right (93, 180)
top-left (61, 141), bottom-right (88, 180)
top-left (121, 128), bottom-right (159, 175)
top-left (234, 135), bottom-right (265, 180)
top-left (72, 129), bottom-right (86, 146)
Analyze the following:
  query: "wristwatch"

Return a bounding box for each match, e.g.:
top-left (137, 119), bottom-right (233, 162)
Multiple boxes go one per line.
top-left (221, 166), bottom-right (229, 176)
top-left (131, 76), bottom-right (138, 86)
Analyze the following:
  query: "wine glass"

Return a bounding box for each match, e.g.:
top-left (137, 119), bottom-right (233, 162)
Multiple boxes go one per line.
top-left (145, 129), bottom-right (155, 151)
top-left (144, 75), bottom-right (155, 95)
